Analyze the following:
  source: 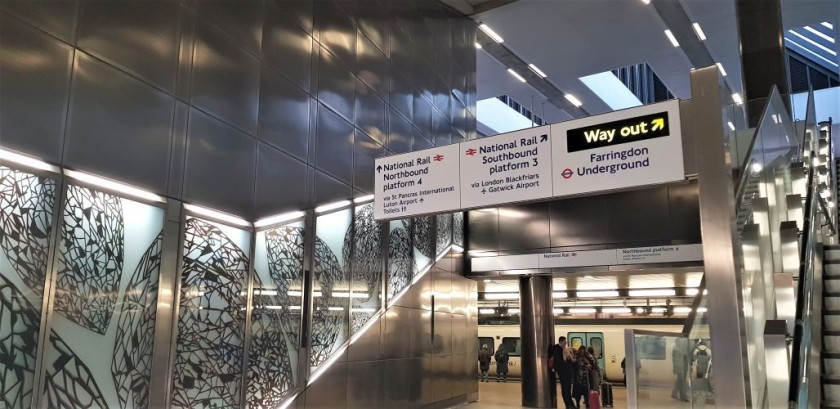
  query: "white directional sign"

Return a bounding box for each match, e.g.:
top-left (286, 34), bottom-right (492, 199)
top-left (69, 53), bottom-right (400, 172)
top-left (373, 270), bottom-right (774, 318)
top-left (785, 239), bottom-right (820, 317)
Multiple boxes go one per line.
top-left (551, 100), bottom-right (683, 197)
top-left (374, 144), bottom-right (461, 220)
top-left (460, 126), bottom-right (554, 209)
top-left (373, 100), bottom-right (686, 220)
top-left (616, 244), bottom-right (703, 265)
top-left (539, 249), bottom-right (617, 269)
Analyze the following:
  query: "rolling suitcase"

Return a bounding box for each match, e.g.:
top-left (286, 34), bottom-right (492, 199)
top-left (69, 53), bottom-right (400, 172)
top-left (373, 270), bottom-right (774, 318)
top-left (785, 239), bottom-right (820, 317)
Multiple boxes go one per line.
top-left (588, 390), bottom-right (601, 409)
top-left (601, 381), bottom-right (614, 407)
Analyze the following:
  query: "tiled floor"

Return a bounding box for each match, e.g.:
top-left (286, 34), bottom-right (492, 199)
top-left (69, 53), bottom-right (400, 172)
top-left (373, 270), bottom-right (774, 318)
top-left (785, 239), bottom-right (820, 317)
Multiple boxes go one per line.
top-left (466, 380), bottom-right (628, 408)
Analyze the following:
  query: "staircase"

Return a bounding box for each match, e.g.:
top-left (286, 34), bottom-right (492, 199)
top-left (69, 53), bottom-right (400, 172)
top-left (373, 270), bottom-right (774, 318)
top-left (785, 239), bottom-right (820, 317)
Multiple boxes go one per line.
top-left (825, 246), bottom-right (840, 408)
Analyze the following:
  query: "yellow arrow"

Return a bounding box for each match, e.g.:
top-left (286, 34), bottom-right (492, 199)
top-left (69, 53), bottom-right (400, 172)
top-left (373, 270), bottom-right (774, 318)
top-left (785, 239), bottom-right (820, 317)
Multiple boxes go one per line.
top-left (651, 118), bottom-right (665, 131)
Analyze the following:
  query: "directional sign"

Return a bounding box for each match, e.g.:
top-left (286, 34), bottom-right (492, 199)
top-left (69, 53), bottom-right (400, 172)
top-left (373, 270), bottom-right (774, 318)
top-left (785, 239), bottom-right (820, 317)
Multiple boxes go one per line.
top-left (460, 126), bottom-right (553, 208)
top-left (374, 144), bottom-right (461, 220)
top-left (551, 99), bottom-right (683, 197)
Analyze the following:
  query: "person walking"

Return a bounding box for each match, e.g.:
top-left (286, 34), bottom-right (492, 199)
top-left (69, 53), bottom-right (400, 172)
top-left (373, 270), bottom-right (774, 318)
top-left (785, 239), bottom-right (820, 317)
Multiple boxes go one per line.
top-left (672, 338), bottom-right (690, 402)
top-left (574, 345), bottom-right (591, 408)
top-left (587, 346), bottom-right (602, 393)
top-left (478, 344), bottom-right (492, 382)
top-left (494, 344), bottom-right (510, 382)
top-left (549, 336), bottom-right (577, 409)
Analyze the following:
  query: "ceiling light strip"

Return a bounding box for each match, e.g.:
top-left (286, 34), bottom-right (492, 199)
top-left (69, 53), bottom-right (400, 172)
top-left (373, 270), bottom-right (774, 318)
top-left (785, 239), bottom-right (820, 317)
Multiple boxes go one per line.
top-left (479, 23), bottom-right (504, 43)
top-left (787, 29), bottom-right (837, 56)
top-left (0, 148), bottom-right (61, 173)
top-left (315, 200), bottom-right (351, 213)
top-left (664, 30), bottom-right (680, 47)
top-left (803, 26), bottom-right (835, 44)
top-left (184, 203), bottom-right (251, 227)
top-left (65, 169), bottom-right (166, 203)
top-left (254, 210), bottom-right (305, 228)
top-left (692, 23), bottom-right (707, 41)
top-left (353, 194), bottom-right (374, 204)
top-left (507, 69), bottom-right (526, 83)
top-left (528, 64), bottom-right (548, 78)
top-left (564, 94), bottom-right (583, 107)
top-left (716, 63), bottom-right (727, 77)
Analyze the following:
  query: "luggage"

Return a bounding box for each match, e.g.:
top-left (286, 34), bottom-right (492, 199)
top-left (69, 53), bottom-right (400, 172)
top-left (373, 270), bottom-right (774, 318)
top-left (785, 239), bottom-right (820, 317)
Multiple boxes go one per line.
top-left (588, 390), bottom-right (601, 409)
top-left (601, 381), bottom-right (614, 407)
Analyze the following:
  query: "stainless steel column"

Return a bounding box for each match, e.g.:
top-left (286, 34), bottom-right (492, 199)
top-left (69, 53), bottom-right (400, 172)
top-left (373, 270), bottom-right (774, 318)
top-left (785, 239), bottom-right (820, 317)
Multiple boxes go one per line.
top-left (519, 275), bottom-right (554, 408)
top-left (689, 65), bottom-right (750, 407)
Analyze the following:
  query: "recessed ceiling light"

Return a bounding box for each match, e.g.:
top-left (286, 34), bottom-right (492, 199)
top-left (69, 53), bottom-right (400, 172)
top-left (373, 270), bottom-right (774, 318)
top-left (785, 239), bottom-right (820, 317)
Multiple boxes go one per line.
top-left (576, 290), bottom-right (619, 298)
top-left (484, 292), bottom-right (519, 300)
top-left (353, 194), bottom-right (374, 204)
top-left (692, 23), bottom-right (707, 41)
top-left (664, 30), bottom-right (680, 47)
top-left (602, 307), bottom-right (632, 314)
top-left (569, 308), bottom-right (597, 314)
top-left (564, 94), bottom-right (583, 107)
top-left (673, 307), bottom-right (693, 314)
top-left (507, 69), bottom-right (526, 83)
top-left (716, 63), bottom-right (727, 76)
top-left (629, 289), bottom-right (676, 297)
top-left (822, 22), bottom-right (834, 30)
top-left (803, 26), bottom-right (834, 44)
top-left (686, 288), bottom-right (700, 296)
top-left (254, 210), bottom-right (305, 228)
top-left (732, 93), bottom-right (743, 105)
top-left (479, 23), bottom-right (504, 43)
top-left (727, 122), bottom-right (736, 131)
top-left (483, 279), bottom-right (491, 283)
top-left (0, 148), bottom-right (60, 173)
top-left (184, 204), bottom-right (250, 227)
top-left (528, 63), bottom-right (548, 78)
top-left (65, 169), bottom-right (165, 203)
top-left (315, 200), bottom-right (351, 213)
top-left (553, 291), bottom-right (568, 299)
top-left (640, 0), bottom-right (650, 4)
top-left (474, 42), bottom-right (482, 49)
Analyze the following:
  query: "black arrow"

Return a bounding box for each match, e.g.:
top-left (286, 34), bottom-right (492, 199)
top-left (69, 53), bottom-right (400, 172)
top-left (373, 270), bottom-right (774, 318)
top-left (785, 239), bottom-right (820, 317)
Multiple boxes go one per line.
top-left (376, 165), bottom-right (382, 173)
top-left (540, 134), bottom-right (548, 142)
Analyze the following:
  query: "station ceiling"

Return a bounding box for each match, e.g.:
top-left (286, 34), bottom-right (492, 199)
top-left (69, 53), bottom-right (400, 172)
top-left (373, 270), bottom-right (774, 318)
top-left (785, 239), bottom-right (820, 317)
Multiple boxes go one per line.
top-left (468, 0), bottom-right (839, 123)
top-left (478, 268), bottom-right (703, 293)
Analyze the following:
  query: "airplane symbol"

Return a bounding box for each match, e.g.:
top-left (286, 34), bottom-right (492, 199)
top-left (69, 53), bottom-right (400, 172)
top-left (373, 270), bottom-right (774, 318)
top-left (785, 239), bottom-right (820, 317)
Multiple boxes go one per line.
top-left (465, 148), bottom-right (477, 156)
top-left (433, 154), bottom-right (444, 161)
top-left (651, 118), bottom-right (665, 131)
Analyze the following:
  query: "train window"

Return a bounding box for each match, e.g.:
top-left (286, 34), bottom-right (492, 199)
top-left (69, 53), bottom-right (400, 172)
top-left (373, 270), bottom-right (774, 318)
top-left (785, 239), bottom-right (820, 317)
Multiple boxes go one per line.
top-left (590, 337), bottom-right (603, 359)
top-left (569, 337), bottom-right (584, 349)
top-left (478, 337), bottom-right (494, 352)
top-left (501, 337), bottom-right (521, 356)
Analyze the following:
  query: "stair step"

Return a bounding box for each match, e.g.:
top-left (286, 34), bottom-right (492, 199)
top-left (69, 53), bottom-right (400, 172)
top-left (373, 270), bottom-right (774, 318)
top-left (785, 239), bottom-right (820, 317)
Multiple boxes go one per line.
top-left (826, 316), bottom-right (840, 331)
top-left (827, 298), bottom-right (840, 310)
top-left (826, 335), bottom-right (840, 353)
top-left (826, 355), bottom-right (840, 375)
top-left (828, 280), bottom-right (840, 293)
top-left (826, 292), bottom-right (840, 298)
top-left (827, 265), bottom-right (840, 276)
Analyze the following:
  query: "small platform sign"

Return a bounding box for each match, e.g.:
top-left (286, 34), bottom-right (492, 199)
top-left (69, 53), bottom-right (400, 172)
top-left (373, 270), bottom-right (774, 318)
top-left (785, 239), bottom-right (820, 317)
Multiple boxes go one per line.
top-left (459, 126), bottom-right (554, 209)
top-left (551, 100), bottom-right (683, 197)
top-left (374, 144), bottom-right (461, 220)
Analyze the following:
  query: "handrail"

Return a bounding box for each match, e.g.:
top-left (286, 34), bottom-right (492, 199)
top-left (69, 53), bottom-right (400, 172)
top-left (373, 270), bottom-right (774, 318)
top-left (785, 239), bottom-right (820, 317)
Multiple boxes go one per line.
top-left (788, 149), bottom-right (818, 406)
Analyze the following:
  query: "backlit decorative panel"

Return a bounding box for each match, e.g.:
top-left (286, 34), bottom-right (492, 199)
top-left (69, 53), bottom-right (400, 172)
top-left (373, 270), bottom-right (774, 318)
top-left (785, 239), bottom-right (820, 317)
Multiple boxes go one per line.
top-left (0, 166), bottom-right (56, 409)
top-left (387, 219), bottom-right (412, 302)
top-left (247, 221), bottom-right (305, 407)
top-left (172, 217), bottom-right (250, 408)
top-left (436, 213), bottom-right (452, 256)
top-left (345, 203), bottom-right (381, 333)
top-left (311, 209), bottom-right (350, 369)
top-left (453, 212), bottom-right (464, 246)
top-left (413, 216), bottom-right (434, 274)
top-left (54, 185), bottom-right (124, 334)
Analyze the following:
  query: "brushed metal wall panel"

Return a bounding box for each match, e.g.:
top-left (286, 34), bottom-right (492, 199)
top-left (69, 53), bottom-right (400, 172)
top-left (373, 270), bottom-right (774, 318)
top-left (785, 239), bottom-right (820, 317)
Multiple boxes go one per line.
top-left (433, 356), bottom-right (453, 402)
top-left (315, 0), bottom-right (356, 71)
top-left (549, 194), bottom-right (611, 247)
top-left (315, 103), bottom-right (354, 184)
top-left (175, 8), bottom-right (195, 100)
top-left (382, 306), bottom-right (412, 359)
top-left (258, 67), bottom-right (311, 160)
top-left (451, 314), bottom-right (467, 356)
top-left (317, 46), bottom-right (355, 121)
top-left (389, 64), bottom-right (413, 122)
top-left (262, 3), bottom-right (312, 92)
top-left (0, 13), bottom-right (72, 163)
top-left (347, 361), bottom-right (382, 409)
top-left (387, 107), bottom-right (412, 154)
top-left (667, 181), bottom-right (702, 240)
top-left (0, 0), bottom-right (78, 44)
top-left (355, 78), bottom-right (387, 145)
top-left (254, 142), bottom-right (309, 218)
top-left (198, 0), bottom-right (264, 54)
top-left (381, 359), bottom-right (411, 409)
top-left (451, 126), bottom-right (465, 144)
top-left (412, 132), bottom-right (433, 152)
top-left (411, 307), bottom-right (431, 358)
top-left (389, 23), bottom-right (413, 85)
top-left (407, 357), bottom-right (425, 407)
top-left (450, 276), bottom-right (467, 316)
top-left (304, 361), bottom-right (347, 409)
top-left (353, 130), bottom-right (384, 194)
top-left (313, 169), bottom-right (351, 205)
top-left (432, 270), bottom-right (452, 313)
top-left (356, 0), bottom-right (389, 58)
top-left (413, 93), bottom-right (433, 141)
top-left (498, 202), bottom-right (551, 251)
top-left (607, 186), bottom-right (670, 243)
top-left (432, 110), bottom-right (450, 147)
top-left (183, 108), bottom-right (256, 216)
top-left (356, 30), bottom-right (388, 99)
top-left (64, 52), bottom-right (173, 193)
top-left (77, 0), bottom-right (179, 93)
top-left (272, 0), bottom-right (313, 34)
top-left (467, 209), bottom-right (499, 252)
top-left (168, 102), bottom-right (189, 198)
top-left (422, 356), bottom-right (435, 405)
top-left (434, 312), bottom-right (452, 357)
top-left (347, 315), bottom-right (381, 362)
top-left (191, 20), bottom-right (260, 135)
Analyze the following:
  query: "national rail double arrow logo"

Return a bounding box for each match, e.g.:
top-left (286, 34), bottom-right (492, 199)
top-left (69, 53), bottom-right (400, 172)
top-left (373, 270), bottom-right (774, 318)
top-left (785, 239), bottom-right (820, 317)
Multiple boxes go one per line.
top-left (561, 168), bottom-right (574, 179)
top-left (465, 148), bottom-right (477, 156)
top-left (433, 154), bottom-right (444, 162)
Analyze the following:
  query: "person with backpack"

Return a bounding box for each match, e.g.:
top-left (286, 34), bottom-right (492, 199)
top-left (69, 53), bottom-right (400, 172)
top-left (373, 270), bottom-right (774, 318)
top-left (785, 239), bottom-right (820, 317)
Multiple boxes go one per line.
top-left (494, 344), bottom-right (510, 382)
top-left (478, 344), bottom-right (492, 382)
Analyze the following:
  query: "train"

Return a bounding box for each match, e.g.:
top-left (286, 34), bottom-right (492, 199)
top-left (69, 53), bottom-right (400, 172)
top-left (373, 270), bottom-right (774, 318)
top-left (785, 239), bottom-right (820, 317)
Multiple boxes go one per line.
top-left (478, 323), bottom-right (683, 383)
